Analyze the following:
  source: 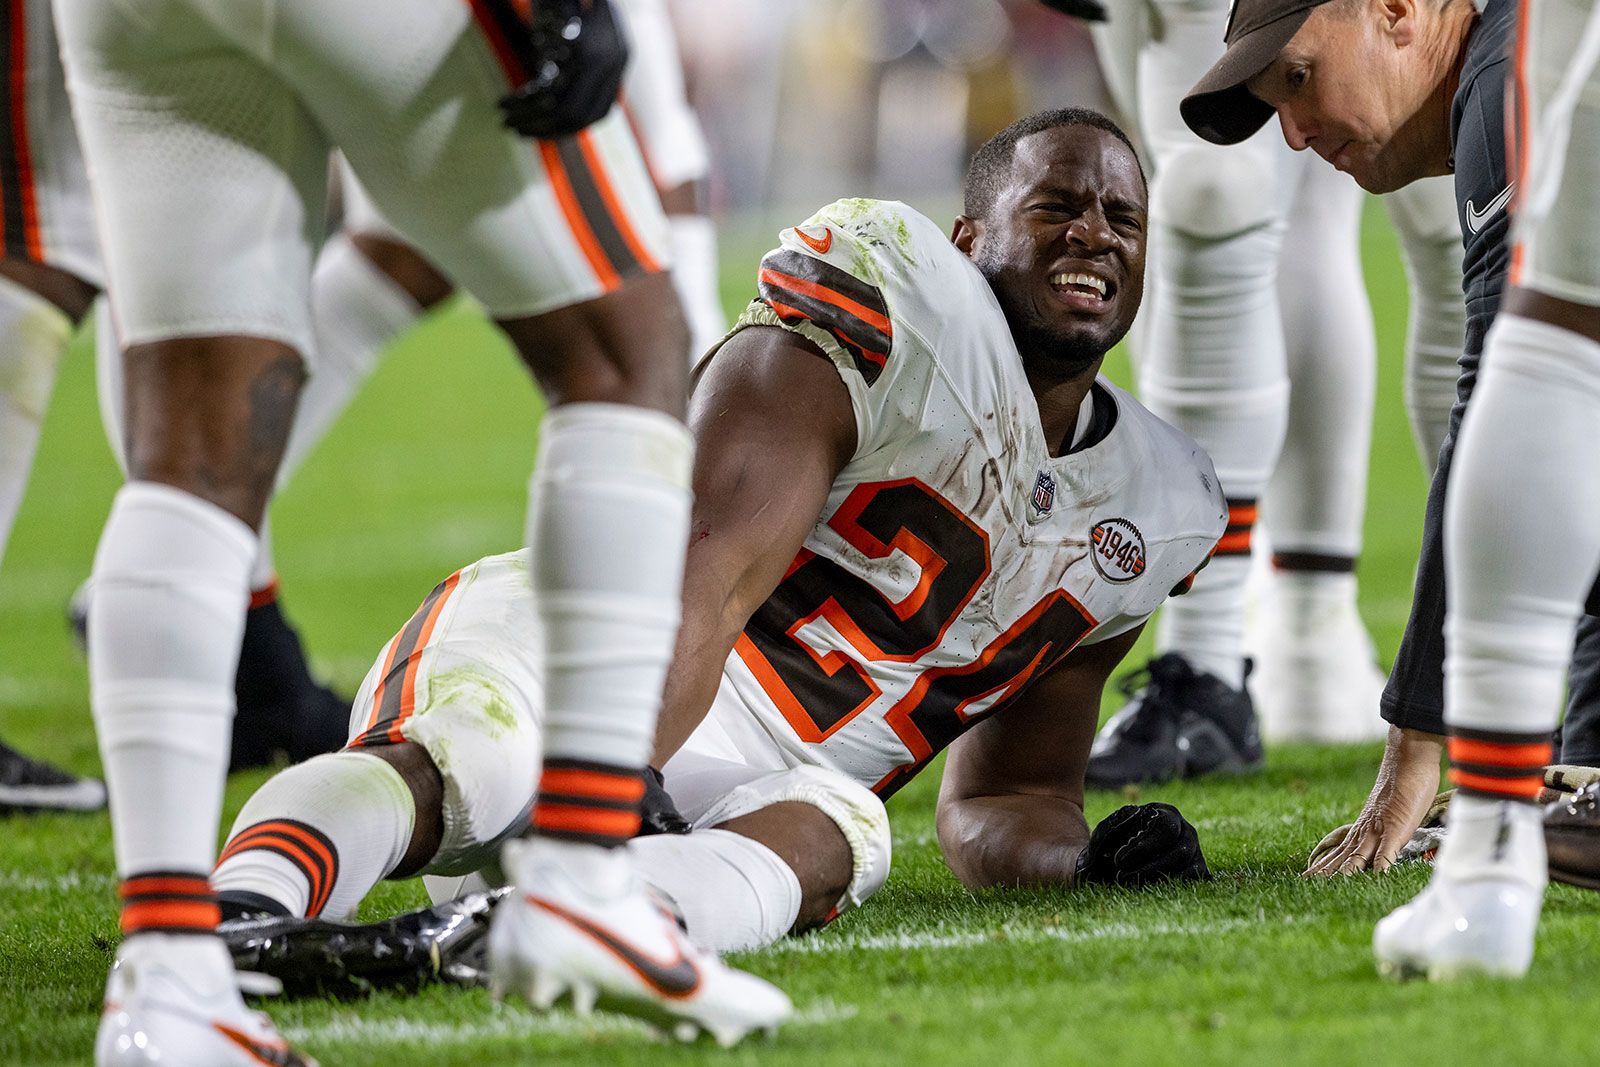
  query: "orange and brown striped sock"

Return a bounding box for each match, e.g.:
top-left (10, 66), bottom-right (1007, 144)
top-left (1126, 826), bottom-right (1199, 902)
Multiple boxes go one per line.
top-left (119, 871), bottom-right (219, 936)
top-left (532, 758), bottom-right (647, 847)
top-left (1216, 497), bottom-right (1257, 560)
top-left (1448, 729), bottom-right (1552, 803)
top-left (215, 818), bottom-right (341, 918)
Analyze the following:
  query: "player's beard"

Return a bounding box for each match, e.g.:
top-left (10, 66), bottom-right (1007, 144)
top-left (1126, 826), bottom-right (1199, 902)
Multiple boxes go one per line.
top-left (975, 260), bottom-right (1120, 383)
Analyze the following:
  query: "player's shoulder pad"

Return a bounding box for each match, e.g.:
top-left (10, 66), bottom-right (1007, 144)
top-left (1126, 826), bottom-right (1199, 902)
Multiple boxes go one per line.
top-left (754, 199), bottom-right (961, 387)
top-left (1104, 381), bottom-right (1227, 544)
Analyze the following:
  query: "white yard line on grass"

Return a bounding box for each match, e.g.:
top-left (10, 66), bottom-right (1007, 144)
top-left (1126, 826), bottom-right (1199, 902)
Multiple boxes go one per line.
top-left (292, 999), bottom-right (857, 1046)
top-left (756, 914), bottom-right (1309, 956)
top-left (0, 870), bottom-right (115, 893)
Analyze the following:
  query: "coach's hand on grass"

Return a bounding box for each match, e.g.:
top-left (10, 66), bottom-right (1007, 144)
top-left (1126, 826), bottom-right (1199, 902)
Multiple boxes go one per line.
top-left (500, 0), bottom-right (629, 140)
top-left (1074, 803), bottom-right (1210, 887)
top-left (1305, 726), bottom-right (1443, 876)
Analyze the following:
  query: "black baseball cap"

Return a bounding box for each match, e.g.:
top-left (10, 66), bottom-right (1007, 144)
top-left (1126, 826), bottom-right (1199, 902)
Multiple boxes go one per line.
top-left (1180, 0), bottom-right (1332, 145)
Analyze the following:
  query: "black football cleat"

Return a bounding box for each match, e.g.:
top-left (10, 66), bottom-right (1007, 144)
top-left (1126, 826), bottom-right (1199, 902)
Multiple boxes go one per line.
top-left (0, 739), bottom-right (106, 815)
top-left (1085, 654), bottom-right (1263, 789)
top-left (231, 596), bottom-right (352, 770)
top-left (219, 887), bottom-right (510, 998)
top-left (71, 581), bottom-right (351, 771)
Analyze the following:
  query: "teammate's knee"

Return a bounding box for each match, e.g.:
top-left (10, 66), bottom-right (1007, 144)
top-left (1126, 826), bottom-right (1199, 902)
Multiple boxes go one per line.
top-left (705, 765), bottom-right (892, 928)
top-left (348, 232), bottom-right (455, 311)
top-left (500, 270), bottom-right (690, 417)
top-left (0, 256), bottom-right (98, 323)
top-left (121, 336), bottom-right (305, 528)
top-left (1152, 146), bottom-right (1280, 241)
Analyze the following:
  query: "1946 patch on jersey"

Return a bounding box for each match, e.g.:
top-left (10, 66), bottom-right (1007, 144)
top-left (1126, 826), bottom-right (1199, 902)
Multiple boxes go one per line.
top-left (1090, 518), bottom-right (1146, 583)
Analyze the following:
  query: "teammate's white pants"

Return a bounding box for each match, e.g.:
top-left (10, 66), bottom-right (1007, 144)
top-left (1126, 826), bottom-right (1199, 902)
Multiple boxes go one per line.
top-left (1385, 177), bottom-right (1466, 472)
top-left (1099, 0), bottom-right (1386, 689)
top-left (0, 278), bottom-right (71, 570)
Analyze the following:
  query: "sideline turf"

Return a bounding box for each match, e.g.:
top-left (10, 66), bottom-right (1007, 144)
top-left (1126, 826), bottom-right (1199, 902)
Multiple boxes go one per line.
top-left (4, 204), bottom-right (1595, 1066)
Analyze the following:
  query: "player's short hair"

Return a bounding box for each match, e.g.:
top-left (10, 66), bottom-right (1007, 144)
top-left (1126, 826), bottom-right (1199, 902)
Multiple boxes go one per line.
top-left (962, 108), bottom-right (1144, 219)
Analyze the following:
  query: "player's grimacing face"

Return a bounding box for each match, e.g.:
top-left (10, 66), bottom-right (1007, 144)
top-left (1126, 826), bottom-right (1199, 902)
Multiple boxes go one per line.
top-left (960, 127), bottom-right (1146, 378)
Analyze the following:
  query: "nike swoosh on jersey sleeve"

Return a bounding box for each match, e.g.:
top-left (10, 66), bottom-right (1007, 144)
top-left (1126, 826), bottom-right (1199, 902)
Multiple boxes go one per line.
top-left (757, 249), bottom-right (893, 385)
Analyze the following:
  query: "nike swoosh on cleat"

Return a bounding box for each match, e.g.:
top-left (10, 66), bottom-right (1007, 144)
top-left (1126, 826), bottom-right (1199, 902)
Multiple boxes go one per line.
top-left (527, 896), bottom-right (703, 999)
top-left (1466, 183), bottom-right (1515, 234)
top-left (796, 226), bottom-right (832, 254)
top-left (213, 1021), bottom-right (307, 1067)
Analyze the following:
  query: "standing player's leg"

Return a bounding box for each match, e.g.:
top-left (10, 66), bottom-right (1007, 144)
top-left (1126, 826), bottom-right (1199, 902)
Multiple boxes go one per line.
top-left (54, 2), bottom-right (327, 1061)
top-left (0, 0), bottom-right (108, 814)
top-left (1374, 0), bottom-right (1600, 980)
top-left (1088, 0), bottom-right (1283, 784)
top-left (616, 0), bottom-right (726, 359)
top-left (1254, 155), bottom-right (1388, 743)
top-left (1385, 176), bottom-right (1467, 473)
top-left (275, 0), bottom-right (787, 1036)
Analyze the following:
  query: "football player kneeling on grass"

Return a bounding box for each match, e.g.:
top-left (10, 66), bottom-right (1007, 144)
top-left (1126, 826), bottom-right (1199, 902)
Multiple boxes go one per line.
top-left (212, 108), bottom-right (1222, 1001)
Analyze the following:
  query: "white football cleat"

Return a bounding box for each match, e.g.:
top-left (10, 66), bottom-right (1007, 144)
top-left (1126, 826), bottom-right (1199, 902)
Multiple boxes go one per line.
top-left (489, 837), bottom-right (792, 1046)
top-left (1248, 570), bottom-right (1388, 743)
top-left (96, 934), bottom-right (315, 1066)
top-left (1373, 797), bottom-right (1547, 981)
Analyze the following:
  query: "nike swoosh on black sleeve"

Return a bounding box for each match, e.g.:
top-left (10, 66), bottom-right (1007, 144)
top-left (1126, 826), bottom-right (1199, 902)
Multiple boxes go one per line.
top-left (757, 249), bottom-right (893, 385)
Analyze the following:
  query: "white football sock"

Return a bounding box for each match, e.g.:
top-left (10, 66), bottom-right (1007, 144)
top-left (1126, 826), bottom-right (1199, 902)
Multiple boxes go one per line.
top-left (213, 750), bottom-right (415, 919)
top-left (1267, 161), bottom-right (1374, 561)
top-left (1445, 313), bottom-right (1600, 737)
top-left (94, 297), bottom-right (128, 474)
top-left (278, 232), bottom-right (422, 484)
top-left (91, 483), bottom-right (255, 878)
top-left (1386, 176), bottom-right (1466, 472)
top-left (1141, 223), bottom-right (1289, 691)
top-left (666, 214), bottom-right (726, 361)
top-left (531, 403), bottom-right (694, 771)
top-left (1435, 793), bottom-right (1547, 887)
top-left (0, 276), bottom-right (71, 567)
top-left (629, 828), bottom-right (802, 952)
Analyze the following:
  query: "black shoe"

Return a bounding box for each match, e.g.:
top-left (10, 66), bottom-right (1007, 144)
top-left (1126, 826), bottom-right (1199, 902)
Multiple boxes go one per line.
top-left (70, 581), bottom-right (351, 771)
top-left (232, 596), bottom-right (353, 770)
top-left (219, 887), bottom-right (510, 998)
top-left (1085, 654), bottom-right (1263, 789)
top-left (0, 739), bottom-right (107, 814)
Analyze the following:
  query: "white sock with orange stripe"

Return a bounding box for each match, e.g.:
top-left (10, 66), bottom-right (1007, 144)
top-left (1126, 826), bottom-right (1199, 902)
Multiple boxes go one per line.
top-left (91, 483), bottom-right (255, 933)
top-left (0, 275), bottom-right (71, 567)
top-left (529, 403), bottom-right (694, 846)
top-left (213, 751), bottom-right (414, 919)
top-left (1154, 497), bottom-right (1257, 688)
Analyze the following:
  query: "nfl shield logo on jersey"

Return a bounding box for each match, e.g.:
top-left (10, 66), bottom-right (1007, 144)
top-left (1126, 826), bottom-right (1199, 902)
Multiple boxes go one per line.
top-left (1030, 469), bottom-right (1056, 518)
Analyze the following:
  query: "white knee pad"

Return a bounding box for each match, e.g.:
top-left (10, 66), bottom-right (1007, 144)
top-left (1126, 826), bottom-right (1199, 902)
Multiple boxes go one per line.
top-left (694, 765), bottom-right (891, 917)
top-left (1152, 145), bottom-right (1281, 240)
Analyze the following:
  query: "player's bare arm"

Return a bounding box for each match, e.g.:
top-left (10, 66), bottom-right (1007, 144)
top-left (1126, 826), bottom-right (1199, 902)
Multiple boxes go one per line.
top-left (936, 627), bottom-right (1140, 887)
top-left (651, 325), bottom-right (857, 765)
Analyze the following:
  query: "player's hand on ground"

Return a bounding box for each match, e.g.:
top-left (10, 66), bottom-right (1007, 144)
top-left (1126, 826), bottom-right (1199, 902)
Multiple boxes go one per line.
top-left (1305, 727), bottom-right (1443, 876)
top-left (500, 0), bottom-right (629, 139)
top-left (638, 765), bottom-right (690, 836)
top-left (1075, 802), bottom-right (1211, 886)
top-left (1038, 0), bottom-right (1107, 21)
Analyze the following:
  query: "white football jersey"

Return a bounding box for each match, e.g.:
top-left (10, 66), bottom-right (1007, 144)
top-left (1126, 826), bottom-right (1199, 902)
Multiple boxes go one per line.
top-left (356, 199), bottom-right (1224, 803)
top-left (706, 198), bottom-right (1226, 796)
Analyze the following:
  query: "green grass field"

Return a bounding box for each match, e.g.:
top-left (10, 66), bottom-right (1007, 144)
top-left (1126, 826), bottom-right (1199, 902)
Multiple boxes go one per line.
top-left (4, 203), bottom-right (1598, 1065)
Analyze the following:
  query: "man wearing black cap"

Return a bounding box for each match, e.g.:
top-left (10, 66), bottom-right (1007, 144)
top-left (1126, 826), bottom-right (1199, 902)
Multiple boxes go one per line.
top-left (1180, 0), bottom-right (1600, 879)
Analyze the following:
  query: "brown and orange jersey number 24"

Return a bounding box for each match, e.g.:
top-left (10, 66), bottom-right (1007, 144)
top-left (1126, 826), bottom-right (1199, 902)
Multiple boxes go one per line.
top-left (735, 479), bottom-right (1095, 798)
